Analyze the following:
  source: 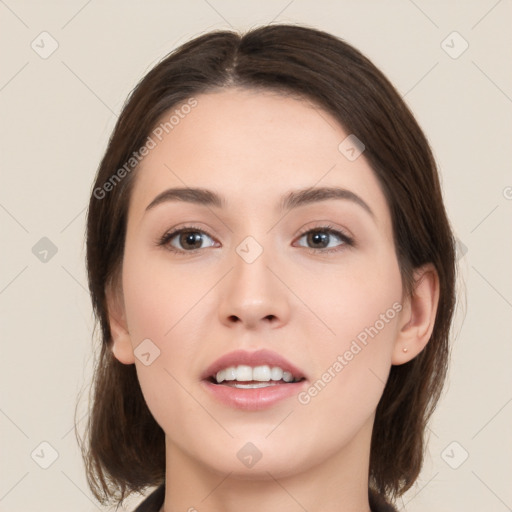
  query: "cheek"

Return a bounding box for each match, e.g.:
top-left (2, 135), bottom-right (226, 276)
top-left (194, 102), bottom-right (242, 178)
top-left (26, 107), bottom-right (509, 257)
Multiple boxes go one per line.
top-left (120, 246), bottom-right (213, 419)
top-left (296, 253), bottom-right (403, 419)
top-left (300, 249), bottom-right (403, 347)
top-left (121, 246), bottom-right (210, 343)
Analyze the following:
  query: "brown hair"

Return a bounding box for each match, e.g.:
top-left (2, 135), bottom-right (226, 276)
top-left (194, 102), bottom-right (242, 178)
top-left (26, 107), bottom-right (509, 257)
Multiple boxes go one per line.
top-left (78, 23), bottom-right (456, 507)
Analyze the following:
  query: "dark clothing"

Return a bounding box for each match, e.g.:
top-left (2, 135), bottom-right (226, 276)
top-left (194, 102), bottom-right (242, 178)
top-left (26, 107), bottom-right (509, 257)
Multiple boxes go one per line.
top-left (133, 483), bottom-right (398, 512)
top-left (133, 483), bottom-right (165, 512)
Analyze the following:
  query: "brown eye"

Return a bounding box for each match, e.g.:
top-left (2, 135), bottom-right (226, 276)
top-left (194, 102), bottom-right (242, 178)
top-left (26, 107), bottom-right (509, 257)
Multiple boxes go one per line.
top-left (176, 231), bottom-right (206, 250)
top-left (304, 231), bottom-right (331, 249)
top-left (159, 227), bottom-right (217, 253)
top-left (295, 226), bottom-right (352, 253)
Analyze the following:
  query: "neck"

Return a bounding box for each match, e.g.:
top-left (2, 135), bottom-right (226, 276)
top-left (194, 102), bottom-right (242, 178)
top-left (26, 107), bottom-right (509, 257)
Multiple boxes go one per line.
top-left (161, 418), bottom-right (373, 512)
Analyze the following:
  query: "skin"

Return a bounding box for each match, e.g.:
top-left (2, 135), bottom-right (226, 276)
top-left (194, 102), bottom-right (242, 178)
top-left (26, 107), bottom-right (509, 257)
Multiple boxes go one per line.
top-left (108, 88), bottom-right (439, 512)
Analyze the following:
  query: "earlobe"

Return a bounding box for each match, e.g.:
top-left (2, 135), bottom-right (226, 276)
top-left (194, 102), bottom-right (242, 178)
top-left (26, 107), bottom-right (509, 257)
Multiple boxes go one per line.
top-left (392, 264), bottom-right (440, 365)
top-left (106, 284), bottom-right (135, 365)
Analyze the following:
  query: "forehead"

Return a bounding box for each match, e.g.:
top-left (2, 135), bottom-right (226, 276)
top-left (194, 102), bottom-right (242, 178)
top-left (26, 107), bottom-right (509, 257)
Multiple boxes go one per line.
top-left (128, 88), bottom-right (389, 222)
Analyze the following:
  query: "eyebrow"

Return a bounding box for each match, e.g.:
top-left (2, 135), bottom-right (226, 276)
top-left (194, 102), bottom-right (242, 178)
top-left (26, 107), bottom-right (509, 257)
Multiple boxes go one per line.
top-left (145, 186), bottom-right (374, 217)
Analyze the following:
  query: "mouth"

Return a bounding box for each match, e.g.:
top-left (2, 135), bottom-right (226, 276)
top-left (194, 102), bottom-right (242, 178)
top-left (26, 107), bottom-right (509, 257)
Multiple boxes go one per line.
top-left (201, 348), bottom-right (307, 383)
top-left (200, 349), bottom-right (308, 410)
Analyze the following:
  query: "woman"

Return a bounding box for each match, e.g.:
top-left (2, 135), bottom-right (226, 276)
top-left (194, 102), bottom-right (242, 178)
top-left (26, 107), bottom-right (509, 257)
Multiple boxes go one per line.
top-left (79, 24), bottom-right (456, 512)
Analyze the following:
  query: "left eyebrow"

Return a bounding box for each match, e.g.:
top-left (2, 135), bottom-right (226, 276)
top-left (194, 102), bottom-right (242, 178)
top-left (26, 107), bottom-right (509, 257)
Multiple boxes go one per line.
top-left (145, 186), bottom-right (374, 218)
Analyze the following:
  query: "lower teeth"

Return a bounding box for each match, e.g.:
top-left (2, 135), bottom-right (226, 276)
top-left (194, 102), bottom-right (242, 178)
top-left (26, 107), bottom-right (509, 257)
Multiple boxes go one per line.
top-left (221, 381), bottom-right (282, 389)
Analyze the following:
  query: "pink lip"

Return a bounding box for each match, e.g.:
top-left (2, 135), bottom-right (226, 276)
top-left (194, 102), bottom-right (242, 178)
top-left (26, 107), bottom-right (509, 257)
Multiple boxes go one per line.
top-left (201, 379), bottom-right (308, 411)
top-left (200, 349), bottom-right (307, 381)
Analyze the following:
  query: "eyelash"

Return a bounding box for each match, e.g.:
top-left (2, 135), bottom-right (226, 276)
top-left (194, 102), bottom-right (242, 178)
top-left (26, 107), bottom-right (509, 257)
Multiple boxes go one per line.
top-left (157, 224), bottom-right (354, 256)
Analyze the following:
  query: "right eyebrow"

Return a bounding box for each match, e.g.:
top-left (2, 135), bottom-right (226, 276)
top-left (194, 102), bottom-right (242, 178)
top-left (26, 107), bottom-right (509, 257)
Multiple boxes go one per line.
top-left (145, 187), bottom-right (224, 212)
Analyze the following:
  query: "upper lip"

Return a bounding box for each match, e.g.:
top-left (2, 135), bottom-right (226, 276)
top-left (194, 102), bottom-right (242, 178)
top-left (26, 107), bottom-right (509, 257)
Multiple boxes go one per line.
top-left (201, 349), bottom-right (307, 381)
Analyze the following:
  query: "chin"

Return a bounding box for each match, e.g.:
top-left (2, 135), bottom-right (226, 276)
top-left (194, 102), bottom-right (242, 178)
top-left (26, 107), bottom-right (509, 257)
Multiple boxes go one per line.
top-left (208, 455), bottom-right (303, 480)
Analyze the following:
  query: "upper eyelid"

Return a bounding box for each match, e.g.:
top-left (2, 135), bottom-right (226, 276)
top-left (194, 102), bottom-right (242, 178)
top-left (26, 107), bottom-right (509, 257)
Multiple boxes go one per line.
top-left (296, 224), bottom-right (351, 238)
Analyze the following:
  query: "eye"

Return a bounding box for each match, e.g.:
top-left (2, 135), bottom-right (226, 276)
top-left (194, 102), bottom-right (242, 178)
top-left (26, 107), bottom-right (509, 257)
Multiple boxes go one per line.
top-left (158, 225), bottom-right (217, 254)
top-left (294, 225), bottom-right (353, 254)
top-left (157, 223), bottom-right (353, 256)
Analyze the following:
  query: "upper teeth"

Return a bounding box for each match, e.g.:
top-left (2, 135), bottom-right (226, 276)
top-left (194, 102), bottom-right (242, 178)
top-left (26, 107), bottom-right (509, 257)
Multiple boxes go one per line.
top-left (215, 365), bottom-right (298, 384)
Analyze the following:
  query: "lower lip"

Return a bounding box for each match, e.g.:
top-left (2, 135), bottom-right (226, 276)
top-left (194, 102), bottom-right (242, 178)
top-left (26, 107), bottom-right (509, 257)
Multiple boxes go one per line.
top-left (201, 380), bottom-right (307, 411)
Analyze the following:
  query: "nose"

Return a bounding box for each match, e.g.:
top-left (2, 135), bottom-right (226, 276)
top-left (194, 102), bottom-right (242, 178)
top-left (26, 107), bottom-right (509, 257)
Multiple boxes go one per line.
top-left (218, 245), bottom-right (291, 331)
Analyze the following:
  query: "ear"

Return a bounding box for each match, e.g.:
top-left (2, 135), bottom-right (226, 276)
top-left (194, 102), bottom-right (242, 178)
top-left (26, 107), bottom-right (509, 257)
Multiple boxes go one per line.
top-left (106, 282), bottom-right (135, 365)
top-left (392, 264), bottom-right (440, 365)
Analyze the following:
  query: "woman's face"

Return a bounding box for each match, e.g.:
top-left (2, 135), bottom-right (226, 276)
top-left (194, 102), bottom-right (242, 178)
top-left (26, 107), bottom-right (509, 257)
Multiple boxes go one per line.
top-left (111, 88), bottom-right (409, 478)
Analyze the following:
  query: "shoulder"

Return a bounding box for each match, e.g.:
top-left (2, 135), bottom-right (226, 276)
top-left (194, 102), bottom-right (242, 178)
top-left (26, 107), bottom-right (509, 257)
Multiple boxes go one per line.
top-left (132, 484), bottom-right (165, 512)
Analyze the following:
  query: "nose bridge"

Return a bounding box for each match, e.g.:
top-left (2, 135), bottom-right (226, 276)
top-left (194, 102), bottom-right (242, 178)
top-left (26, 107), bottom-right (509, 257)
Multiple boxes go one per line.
top-left (218, 233), bottom-right (289, 328)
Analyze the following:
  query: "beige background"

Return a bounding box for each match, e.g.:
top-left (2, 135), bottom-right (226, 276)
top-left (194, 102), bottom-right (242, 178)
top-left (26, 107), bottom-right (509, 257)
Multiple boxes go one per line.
top-left (1, 1), bottom-right (511, 511)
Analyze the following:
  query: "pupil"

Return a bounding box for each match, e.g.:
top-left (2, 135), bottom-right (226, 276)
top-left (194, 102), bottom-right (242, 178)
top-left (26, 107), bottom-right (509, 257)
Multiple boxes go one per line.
top-left (309, 232), bottom-right (328, 248)
top-left (182, 231), bottom-right (202, 249)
